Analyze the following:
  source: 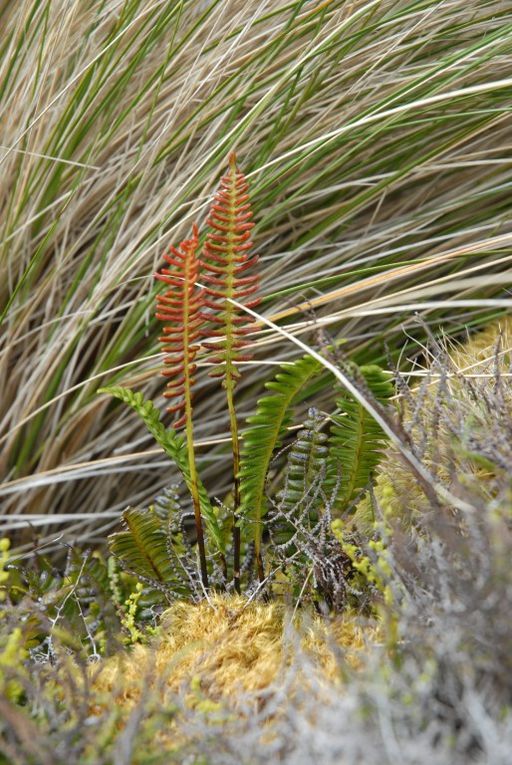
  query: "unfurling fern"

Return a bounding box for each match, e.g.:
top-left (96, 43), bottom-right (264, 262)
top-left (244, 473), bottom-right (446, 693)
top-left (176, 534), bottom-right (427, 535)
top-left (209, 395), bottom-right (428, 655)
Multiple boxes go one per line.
top-left (201, 152), bottom-right (260, 591)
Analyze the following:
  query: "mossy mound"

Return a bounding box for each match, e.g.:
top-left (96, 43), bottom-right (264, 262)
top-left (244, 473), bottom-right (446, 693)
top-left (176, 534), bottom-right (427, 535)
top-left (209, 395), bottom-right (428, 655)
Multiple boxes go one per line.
top-left (92, 595), bottom-right (379, 712)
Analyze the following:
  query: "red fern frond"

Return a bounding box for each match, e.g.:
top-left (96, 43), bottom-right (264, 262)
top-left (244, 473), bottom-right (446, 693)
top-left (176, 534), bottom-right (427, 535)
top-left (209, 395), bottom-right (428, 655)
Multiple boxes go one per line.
top-left (154, 224), bottom-right (204, 428)
top-left (200, 153), bottom-right (260, 384)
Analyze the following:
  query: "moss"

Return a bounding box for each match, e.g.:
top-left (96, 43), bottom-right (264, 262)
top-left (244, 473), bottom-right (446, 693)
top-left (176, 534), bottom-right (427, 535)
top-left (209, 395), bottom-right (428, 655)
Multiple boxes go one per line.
top-left (92, 594), bottom-right (379, 714)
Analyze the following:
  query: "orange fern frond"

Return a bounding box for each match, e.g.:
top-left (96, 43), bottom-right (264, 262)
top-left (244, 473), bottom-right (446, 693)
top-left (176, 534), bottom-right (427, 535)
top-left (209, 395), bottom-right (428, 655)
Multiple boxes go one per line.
top-left (200, 153), bottom-right (260, 591)
top-left (154, 224), bottom-right (204, 428)
top-left (200, 153), bottom-right (260, 384)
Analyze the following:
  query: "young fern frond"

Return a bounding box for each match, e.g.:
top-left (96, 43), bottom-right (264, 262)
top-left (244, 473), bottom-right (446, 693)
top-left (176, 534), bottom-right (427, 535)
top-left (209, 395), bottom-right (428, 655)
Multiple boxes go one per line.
top-left (240, 354), bottom-right (322, 579)
top-left (276, 407), bottom-right (329, 517)
top-left (154, 225), bottom-right (209, 588)
top-left (154, 225), bottom-right (203, 428)
top-left (327, 364), bottom-right (394, 513)
top-left (270, 408), bottom-right (329, 551)
top-left (108, 506), bottom-right (196, 599)
top-left (98, 386), bottom-right (223, 554)
top-left (201, 153), bottom-right (260, 591)
top-left (201, 152), bottom-right (259, 382)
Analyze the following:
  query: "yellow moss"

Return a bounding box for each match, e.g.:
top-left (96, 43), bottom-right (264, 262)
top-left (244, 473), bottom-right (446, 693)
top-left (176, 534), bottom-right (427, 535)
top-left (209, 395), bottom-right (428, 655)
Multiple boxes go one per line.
top-left (92, 594), bottom-right (379, 713)
top-left (0, 627), bottom-right (27, 702)
top-left (0, 538), bottom-right (11, 603)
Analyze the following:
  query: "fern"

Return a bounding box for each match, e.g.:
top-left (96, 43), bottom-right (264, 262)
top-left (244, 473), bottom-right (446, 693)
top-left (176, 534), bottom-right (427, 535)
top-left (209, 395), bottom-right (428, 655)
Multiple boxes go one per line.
top-left (153, 484), bottom-right (182, 521)
top-left (240, 354), bottom-right (322, 578)
top-left (98, 385), bottom-right (223, 554)
top-left (109, 507), bottom-right (174, 585)
top-left (200, 153), bottom-right (260, 591)
top-left (154, 225), bottom-right (210, 586)
top-left (108, 506), bottom-right (195, 599)
top-left (276, 407), bottom-right (329, 516)
top-left (154, 224), bottom-right (204, 428)
top-left (269, 408), bottom-right (329, 553)
top-left (327, 364), bottom-right (394, 512)
top-left (200, 152), bottom-right (260, 383)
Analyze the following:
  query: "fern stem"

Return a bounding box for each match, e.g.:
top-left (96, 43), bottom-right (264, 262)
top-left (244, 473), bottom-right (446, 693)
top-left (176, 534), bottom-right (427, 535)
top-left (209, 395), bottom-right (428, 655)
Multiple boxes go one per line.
top-left (182, 277), bottom-right (209, 590)
top-left (225, 379), bottom-right (241, 592)
top-left (201, 153), bottom-right (261, 583)
top-left (184, 385), bottom-right (209, 590)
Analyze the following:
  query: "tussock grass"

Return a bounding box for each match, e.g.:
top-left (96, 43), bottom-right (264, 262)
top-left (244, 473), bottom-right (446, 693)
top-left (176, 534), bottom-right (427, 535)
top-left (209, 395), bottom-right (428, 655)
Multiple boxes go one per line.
top-left (1, 0), bottom-right (512, 546)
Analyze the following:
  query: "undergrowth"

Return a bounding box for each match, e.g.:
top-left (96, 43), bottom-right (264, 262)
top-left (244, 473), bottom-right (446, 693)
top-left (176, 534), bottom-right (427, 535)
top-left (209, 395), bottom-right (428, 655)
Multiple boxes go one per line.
top-left (2, 327), bottom-right (512, 763)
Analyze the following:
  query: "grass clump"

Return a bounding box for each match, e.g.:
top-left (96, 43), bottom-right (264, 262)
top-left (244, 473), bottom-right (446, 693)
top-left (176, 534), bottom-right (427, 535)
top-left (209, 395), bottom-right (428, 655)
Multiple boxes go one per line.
top-left (2, 0), bottom-right (512, 551)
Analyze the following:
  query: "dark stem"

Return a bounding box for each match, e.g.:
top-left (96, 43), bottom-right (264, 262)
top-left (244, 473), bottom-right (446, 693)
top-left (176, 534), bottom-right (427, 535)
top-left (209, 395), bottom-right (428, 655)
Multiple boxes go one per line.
top-left (226, 379), bottom-right (241, 594)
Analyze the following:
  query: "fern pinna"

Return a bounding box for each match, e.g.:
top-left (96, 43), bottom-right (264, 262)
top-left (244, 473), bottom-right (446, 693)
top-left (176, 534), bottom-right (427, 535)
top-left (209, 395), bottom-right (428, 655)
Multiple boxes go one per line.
top-left (201, 152), bottom-right (260, 591)
top-left (155, 224), bottom-right (203, 428)
top-left (154, 224), bottom-right (209, 588)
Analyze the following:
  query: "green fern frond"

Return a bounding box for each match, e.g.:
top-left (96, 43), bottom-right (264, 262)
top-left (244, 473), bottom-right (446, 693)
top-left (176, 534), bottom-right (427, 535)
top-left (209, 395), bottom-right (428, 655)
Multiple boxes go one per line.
top-left (327, 364), bottom-right (394, 513)
top-left (276, 407), bottom-right (329, 516)
top-left (98, 385), bottom-right (223, 553)
top-left (239, 355), bottom-right (322, 573)
top-left (108, 506), bottom-right (173, 586)
top-left (108, 506), bottom-right (195, 600)
top-left (270, 408), bottom-right (328, 551)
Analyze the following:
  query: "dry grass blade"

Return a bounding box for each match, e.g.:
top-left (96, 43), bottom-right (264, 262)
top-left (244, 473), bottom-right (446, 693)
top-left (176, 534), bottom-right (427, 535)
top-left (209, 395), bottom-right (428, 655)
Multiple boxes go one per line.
top-left (0, 0), bottom-right (511, 548)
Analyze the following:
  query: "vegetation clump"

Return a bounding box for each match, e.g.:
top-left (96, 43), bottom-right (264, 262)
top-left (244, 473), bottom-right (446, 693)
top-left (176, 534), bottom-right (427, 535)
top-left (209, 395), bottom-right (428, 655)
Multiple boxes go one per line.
top-left (1, 2), bottom-right (512, 762)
